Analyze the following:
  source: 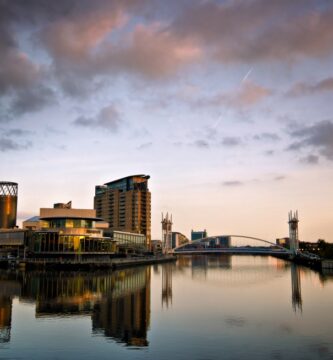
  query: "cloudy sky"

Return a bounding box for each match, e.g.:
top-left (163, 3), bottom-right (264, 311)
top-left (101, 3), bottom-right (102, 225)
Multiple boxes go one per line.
top-left (1, 0), bottom-right (333, 242)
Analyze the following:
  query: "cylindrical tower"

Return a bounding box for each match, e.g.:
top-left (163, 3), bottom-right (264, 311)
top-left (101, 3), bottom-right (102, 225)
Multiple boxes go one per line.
top-left (0, 182), bottom-right (18, 229)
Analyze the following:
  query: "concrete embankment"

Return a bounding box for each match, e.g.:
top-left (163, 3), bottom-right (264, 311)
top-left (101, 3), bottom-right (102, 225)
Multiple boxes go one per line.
top-left (111, 255), bottom-right (176, 269)
top-left (3, 255), bottom-right (176, 270)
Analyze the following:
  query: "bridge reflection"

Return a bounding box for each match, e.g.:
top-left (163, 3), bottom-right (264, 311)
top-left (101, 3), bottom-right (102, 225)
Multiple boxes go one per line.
top-left (167, 255), bottom-right (303, 313)
top-left (291, 263), bottom-right (302, 313)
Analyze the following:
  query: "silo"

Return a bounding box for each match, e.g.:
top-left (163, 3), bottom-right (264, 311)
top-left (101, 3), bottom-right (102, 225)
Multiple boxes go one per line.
top-left (0, 182), bottom-right (18, 229)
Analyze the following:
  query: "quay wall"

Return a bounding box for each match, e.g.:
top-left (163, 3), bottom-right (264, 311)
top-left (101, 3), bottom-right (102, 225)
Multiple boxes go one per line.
top-left (2, 255), bottom-right (176, 270)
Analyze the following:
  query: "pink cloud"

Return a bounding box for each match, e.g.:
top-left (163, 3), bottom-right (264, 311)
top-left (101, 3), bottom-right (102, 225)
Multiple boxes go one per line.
top-left (0, 49), bottom-right (40, 92)
top-left (42, 8), bottom-right (127, 60)
top-left (97, 24), bottom-right (202, 79)
top-left (287, 77), bottom-right (333, 97)
top-left (172, 0), bottom-right (333, 63)
top-left (197, 81), bottom-right (272, 109)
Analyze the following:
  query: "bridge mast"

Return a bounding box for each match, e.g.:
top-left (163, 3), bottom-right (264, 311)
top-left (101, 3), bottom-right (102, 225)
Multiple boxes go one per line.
top-left (161, 212), bottom-right (173, 254)
top-left (288, 210), bottom-right (299, 255)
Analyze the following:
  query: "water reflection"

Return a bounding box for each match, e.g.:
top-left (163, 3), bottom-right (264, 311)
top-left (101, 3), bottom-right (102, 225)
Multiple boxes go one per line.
top-left (162, 263), bottom-right (173, 308)
top-left (0, 267), bottom-right (151, 347)
top-left (174, 255), bottom-right (304, 313)
top-left (0, 255), bottom-right (324, 354)
top-left (291, 263), bottom-right (302, 313)
top-left (0, 296), bottom-right (11, 343)
top-left (0, 256), bottom-right (331, 360)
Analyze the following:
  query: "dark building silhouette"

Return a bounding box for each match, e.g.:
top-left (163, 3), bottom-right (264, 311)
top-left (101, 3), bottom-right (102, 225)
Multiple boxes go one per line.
top-left (191, 229), bottom-right (207, 241)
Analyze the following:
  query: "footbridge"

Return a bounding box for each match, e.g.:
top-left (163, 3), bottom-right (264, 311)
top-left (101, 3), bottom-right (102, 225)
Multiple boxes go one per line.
top-left (173, 235), bottom-right (292, 257)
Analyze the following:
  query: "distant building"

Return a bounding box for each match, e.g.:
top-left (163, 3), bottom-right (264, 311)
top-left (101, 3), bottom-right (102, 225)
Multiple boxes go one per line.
top-left (151, 240), bottom-right (163, 254)
top-left (171, 232), bottom-right (189, 249)
top-left (0, 229), bottom-right (29, 258)
top-left (191, 229), bottom-right (207, 241)
top-left (208, 236), bottom-right (230, 248)
top-left (94, 175), bottom-right (151, 248)
top-left (276, 237), bottom-right (290, 249)
top-left (22, 216), bottom-right (40, 231)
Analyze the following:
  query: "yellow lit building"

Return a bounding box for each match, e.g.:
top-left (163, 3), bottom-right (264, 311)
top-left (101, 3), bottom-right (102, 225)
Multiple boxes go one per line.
top-left (24, 202), bottom-right (116, 257)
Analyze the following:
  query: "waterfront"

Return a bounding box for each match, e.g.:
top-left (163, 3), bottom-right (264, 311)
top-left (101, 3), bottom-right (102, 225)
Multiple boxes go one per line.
top-left (0, 255), bottom-right (332, 359)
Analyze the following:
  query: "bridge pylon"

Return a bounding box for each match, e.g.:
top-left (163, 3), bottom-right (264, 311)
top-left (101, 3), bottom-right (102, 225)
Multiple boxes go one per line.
top-left (288, 210), bottom-right (299, 255)
top-left (161, 212), bottom-right (172, 254)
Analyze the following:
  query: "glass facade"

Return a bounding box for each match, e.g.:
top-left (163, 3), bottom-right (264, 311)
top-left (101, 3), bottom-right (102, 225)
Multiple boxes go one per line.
top-left (30, 216), bottom-right (115, 255)
top-left (32, 232), bottom-right (115, 254)
top-left (43, 218), bottom-right (95, 229)
top-left (113, 231), bottom-right (146, 251)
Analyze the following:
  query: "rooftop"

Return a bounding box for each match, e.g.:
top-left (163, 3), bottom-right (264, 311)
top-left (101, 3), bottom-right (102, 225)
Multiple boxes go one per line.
top-left (104, 174), bottom-right (150, 186)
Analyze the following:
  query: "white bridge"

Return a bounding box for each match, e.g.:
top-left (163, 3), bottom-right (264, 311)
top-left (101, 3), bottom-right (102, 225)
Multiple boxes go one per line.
top-left (173, 235), bottom-right (292, 256)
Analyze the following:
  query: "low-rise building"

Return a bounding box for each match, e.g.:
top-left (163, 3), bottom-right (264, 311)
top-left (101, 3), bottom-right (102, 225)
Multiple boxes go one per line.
top-left (151, 240), bottom-right (163, 254)
top-left (0, 229), bottom-right (30, 258)
top-left (25, 202), bottom-right (116, 258)
top-left (276, 237), bottom-right (290, 249)
top-left (104, 230), bottom-right (147, 255)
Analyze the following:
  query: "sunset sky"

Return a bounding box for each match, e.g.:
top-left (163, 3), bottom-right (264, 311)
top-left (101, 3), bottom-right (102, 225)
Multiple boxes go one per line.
top-left (1, 0), bottom-right (332, 242)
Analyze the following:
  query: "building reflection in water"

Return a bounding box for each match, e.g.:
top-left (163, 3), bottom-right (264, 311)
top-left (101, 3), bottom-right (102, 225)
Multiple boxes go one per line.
top-left (162, 263), bottom-right (173, 308)
top-left (190, 255), bottom-right (232, 278)
top-left (290, 263), bottom-right (302, 313)
top-left (0, 267), bottom-right (151, 347)
top-left (92, 268), bottom-right (150, 347)
top-left (0, 296), bottom-right (12, 343)
top-left (0, 273), bottom-right (22, 343)
top-left (0, 256), bottom-right (307, 347)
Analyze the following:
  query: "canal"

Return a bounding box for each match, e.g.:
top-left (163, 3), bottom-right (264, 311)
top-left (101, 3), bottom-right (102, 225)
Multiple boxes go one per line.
top-left (0, 255), bottom-right (332, 359)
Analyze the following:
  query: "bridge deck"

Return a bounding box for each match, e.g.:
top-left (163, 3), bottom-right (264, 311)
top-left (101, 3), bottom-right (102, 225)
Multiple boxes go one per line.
top-left (174, 248), bottom-right (291, 256)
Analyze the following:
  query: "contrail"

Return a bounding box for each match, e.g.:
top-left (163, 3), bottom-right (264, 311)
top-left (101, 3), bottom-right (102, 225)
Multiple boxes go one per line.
top-left (212, 115), bottom-right (222, 129)
top-left (241, 68), bottom-right (252, 83)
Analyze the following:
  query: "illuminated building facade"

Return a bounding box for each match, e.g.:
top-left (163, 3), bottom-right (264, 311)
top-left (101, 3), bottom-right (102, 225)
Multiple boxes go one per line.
top-left (94, 175), bottom-right (151, 248)
top-left (276, 237), bottom-right (290, 249)
top-left (26, 202), bottom-right (116, 257)
top-left (0, 182), bottom-right (18, 229)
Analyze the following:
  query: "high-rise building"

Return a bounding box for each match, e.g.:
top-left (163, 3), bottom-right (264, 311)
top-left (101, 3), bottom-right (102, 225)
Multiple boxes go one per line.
top-left (94, 175), bottom-right (151, 247)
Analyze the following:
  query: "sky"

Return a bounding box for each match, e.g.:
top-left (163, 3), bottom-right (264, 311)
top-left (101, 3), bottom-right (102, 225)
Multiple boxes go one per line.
top-left (1, 0), bottom-right (333, 242)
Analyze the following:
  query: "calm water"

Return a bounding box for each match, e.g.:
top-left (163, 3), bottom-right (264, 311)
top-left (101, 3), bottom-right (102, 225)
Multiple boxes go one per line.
top-left (0, 255), bottom-right (332, 360)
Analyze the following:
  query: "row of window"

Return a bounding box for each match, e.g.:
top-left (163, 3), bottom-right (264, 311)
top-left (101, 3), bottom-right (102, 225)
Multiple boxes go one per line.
top-left (45, 219), bottom-right (95, 229)
top-left (32, 233), bottom-right (114, 253)
top-left (113, 232), bottom-right (146, 247)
